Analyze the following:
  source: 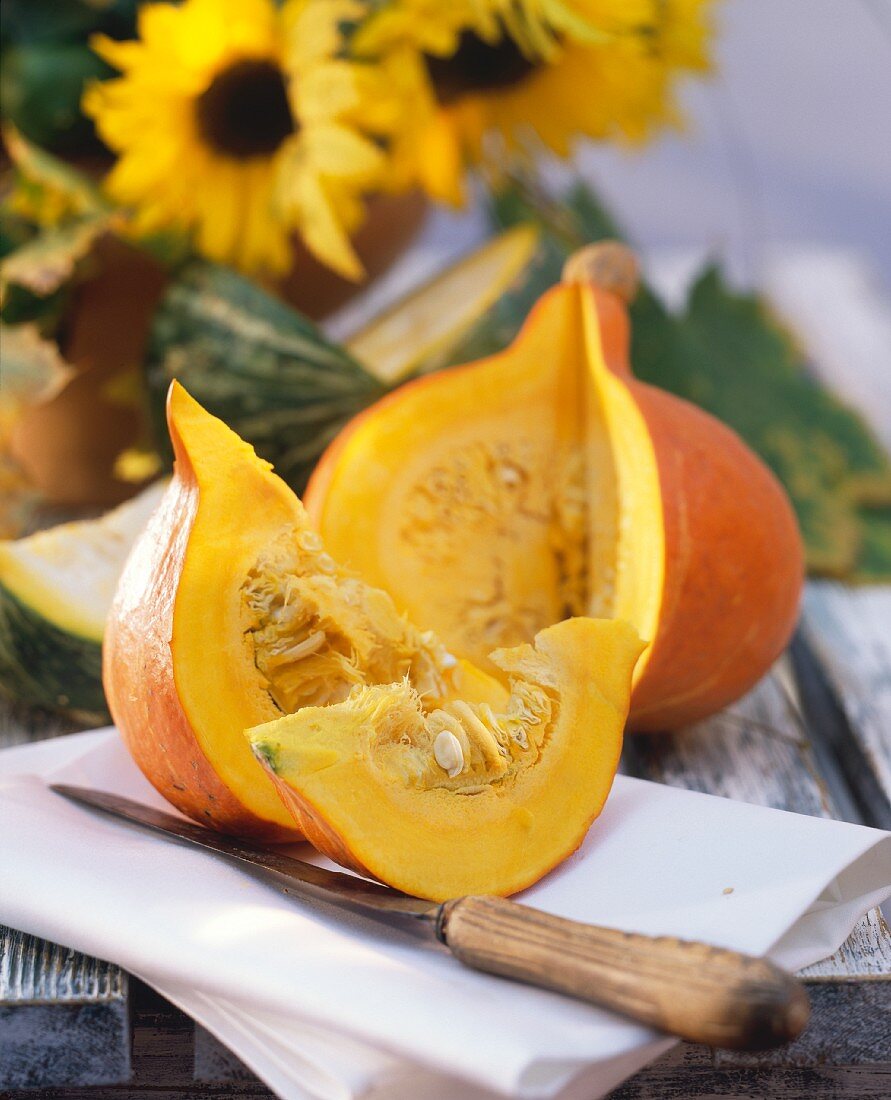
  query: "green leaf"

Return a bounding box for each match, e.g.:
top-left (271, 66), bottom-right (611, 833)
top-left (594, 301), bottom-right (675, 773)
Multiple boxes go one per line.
top-left (0, 208), bottom-right (37, 260)
top-left (1, 0), bottom-right (133, 47)
top-left (144, 261), bottom-right (386, 493)
top-left (2, 1), bottom-right (102, 48)
top-left (0, 210), bottom-right (116, 300)
top-left (0, 44), bottom-right (111, 153)
top-left (3, 124), bottom-right (108, 219)
top-left (855, 506), bottom-right (891, 583)
top-left (491, 177), bottom-right (891, 582)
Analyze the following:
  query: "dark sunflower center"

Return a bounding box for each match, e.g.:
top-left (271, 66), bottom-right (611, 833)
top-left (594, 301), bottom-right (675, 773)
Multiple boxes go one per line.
top-left (196, 60), bottom-right (295, 159)
top-left (425, 31), bottom-right (540, 105)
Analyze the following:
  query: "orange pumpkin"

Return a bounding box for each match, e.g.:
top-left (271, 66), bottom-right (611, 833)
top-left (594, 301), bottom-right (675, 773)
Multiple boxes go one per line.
top-left (104, 383), bottom-right (641, 875)
top-left (305, 243), bottom-right (804, 730)
top-left (103, 384), bottom-right (516, 837)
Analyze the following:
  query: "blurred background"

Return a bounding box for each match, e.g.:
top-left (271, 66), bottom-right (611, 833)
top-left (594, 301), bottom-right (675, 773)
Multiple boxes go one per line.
top-left (579, 0), bottom-right (891, 284)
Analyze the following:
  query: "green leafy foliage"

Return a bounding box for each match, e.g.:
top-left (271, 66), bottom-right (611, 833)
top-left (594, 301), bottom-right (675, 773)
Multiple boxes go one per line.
top-left (1, 211), bottom-right (117, 300)
top-left (0, 44), bottom-right (112, 152)
top-left (0, 208), bottom-right (37, 260)
top-left (1, 0), bottom-right (137, 48)
top-left (491, 179), bottom-right (891, 581)
top-left (857, 506), bottom-right (891, 583)
top-left (0, 0), bottom-right (138, 152)
top-left (0, 130), bottom-right (111, 326)
top-left (2, 125), bottom-right (108, 217)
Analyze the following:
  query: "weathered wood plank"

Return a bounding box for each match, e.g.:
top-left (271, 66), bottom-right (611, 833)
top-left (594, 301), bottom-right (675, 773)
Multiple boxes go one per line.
top-left (0, 698), bottom-right (132, 1089)
top-left (610, 1042), bottom-right (891, 1099)
top-left (799, 582), bottom-right (891, 821)
top-left (798, 910), bottom-right (891, 981)
top-left (1, 928), bottom-right (126, 1005)
top-left (2, 982), bottom-right (273, 1099)
top-left (0, 924), bottom-right (132, 1091)
top-left (714, 980), bottom-right (891, 1067)
top-left (0, 1002), bottom-right (131, 1090)
top-left (0, 930), bottom-right (131, 1089)
top-left (194, 1026), bottom-right (259, 1084)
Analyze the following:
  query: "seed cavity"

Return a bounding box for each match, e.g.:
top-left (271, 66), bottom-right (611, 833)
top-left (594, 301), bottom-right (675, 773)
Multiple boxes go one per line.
top-left (269, 629), bottom-right (326, 664)
top-left (399, 441), bottom-right (588, 657)
top-left (243, 527), bottom-right (452, 714)
top-left (341, 670), bottom-right (554, 795)
top-left (433, 730), bottom-right (465, 777)
top-left (298, 530), bottom-right (324, 553)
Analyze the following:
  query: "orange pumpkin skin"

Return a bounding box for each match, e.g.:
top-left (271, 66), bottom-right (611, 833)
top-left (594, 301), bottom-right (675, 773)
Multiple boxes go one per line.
top-left (103, 387), bottom-right (301, 840)
top-left (630, 389), bottom-right (802, 729)
top-left (591, 291), bottom-right (804, 729)
top-left (274, 782), bottom-right (371, 878)
top-left (305, 259), bottom-right (804, 732)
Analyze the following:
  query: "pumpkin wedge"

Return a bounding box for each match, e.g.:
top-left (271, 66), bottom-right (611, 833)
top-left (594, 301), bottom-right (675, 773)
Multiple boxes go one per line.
top-left (305, 243), bottom-right (804, 731)
top-left (103, 382), bottom-right (506, 839)
top-left (248, 617), bottom-right (643, 901)
top-left (346, 224), bottom-right (547, 385)
top-left (0, 479), bottom-right (166, 716)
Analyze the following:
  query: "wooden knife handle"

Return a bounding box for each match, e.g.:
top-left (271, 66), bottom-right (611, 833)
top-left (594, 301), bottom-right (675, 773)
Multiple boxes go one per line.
top-left (438, 896), bottom-right (809, 1050)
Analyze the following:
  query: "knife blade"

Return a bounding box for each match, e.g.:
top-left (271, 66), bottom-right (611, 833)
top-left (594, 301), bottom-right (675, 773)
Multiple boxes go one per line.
top-left (51, 784), bottom-right (437, 929)
top-left (50, 783), bottom-right (810, 1051)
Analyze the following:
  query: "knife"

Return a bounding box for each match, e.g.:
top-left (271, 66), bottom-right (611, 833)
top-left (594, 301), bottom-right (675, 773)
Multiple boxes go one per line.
top-left (51, 783), bottom-right (809, 1050)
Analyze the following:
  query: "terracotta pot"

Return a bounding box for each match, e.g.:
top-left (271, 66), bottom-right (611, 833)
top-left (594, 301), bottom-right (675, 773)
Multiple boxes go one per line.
top-left (275, 189), bottom-right (428, 320)
top-left (9, 191), bottom-right (428, 507)
top-left (9, 236), bottom-right (168, 508)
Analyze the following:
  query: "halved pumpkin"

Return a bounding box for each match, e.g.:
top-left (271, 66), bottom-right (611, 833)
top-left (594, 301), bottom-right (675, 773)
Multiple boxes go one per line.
top-left (306, 244), bottom-right (805, 731)
top-left (248, 617), bottom-right (643, 901)
top-left (103, 383), bottom-right (505, 839)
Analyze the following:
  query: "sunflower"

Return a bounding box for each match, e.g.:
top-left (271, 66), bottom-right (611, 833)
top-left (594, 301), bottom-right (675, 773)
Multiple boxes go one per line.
top-left (355, 0), bottom-right (714, 203)
top-left (83, 0), bottom-right (396, 278)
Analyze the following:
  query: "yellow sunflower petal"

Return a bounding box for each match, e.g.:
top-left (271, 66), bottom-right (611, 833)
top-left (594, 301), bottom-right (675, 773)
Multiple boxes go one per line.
top-left (294, 61), bottom-right (363, 124)
top-left (294, 172), bottom-right (364, 281)
top-left (300, 124), bottom-right (386, 182)
top-left (88, 34), bottom-right (143, 72)
top-left (403, 0), bottom-right (715, 169)
top-left (85, 0), bottom-right (392, 278)
top-left (285, 0), bottom-right (364, 68)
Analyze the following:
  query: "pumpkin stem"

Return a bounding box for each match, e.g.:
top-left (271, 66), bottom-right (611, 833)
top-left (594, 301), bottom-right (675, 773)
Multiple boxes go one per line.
top-left (562, 242), bottom-right (639, 304)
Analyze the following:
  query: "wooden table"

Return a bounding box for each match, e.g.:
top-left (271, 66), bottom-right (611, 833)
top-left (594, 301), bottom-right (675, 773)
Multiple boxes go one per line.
top-left (2, 251), bottom-right (891, 1097)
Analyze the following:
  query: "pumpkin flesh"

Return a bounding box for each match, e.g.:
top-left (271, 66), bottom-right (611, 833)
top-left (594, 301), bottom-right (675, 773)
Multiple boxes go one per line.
top-left (309, 287), bottom-right (664, 691)
top-left (248, 617), bottom-right (643, 901)
top-left (306, 275), bottom-right (803, 730)
top-left (104, 383), bottom-right (504, 838)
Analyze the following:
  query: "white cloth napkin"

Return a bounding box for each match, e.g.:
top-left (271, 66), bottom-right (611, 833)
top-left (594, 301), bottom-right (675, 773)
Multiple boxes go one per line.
top-left (1, 728), bottom-right (889, 1100)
